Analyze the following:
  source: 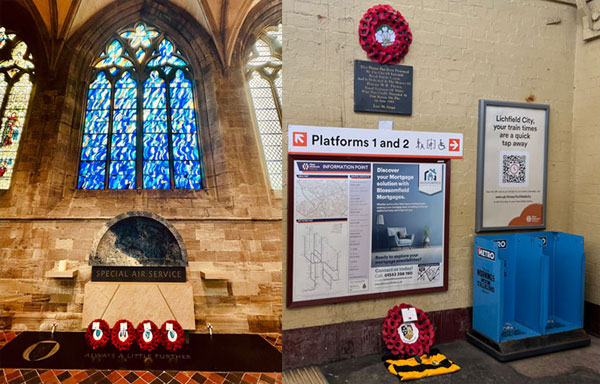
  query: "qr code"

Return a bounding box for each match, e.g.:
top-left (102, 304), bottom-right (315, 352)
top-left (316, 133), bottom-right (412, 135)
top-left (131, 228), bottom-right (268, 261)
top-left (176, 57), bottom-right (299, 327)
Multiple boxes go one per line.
top-left (500, 152), bottom-right (528, 186)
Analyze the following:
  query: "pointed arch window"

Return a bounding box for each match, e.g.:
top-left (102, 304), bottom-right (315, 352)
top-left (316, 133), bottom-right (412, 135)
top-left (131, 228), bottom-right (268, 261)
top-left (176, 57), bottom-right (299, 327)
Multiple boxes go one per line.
top-left (246, 24), bottom-right (282, 190)
top-left (0, 26), bottom-right (35, 190)
top-left (78, 23), bottom-right (204, 190)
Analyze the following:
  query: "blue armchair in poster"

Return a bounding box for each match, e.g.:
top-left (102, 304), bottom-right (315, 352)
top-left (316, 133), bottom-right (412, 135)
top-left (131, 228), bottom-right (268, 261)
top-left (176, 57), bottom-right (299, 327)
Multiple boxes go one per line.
top-left (386, 227), bottom-right (414, 249)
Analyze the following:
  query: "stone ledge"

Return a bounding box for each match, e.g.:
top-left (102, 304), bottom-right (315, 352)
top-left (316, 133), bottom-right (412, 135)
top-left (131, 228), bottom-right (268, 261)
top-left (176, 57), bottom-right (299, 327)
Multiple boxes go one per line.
top-left (44, 269), bottom-right (78, 279)
top-left (200, 271), bottom-right (231, 280)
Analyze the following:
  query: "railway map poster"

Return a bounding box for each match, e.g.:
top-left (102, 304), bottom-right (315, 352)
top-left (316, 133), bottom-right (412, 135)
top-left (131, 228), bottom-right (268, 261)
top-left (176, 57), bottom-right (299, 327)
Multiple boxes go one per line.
top-left (289, 157), bottom-right (449, 306)
top-left (476, 100), bottom-right (549, 232)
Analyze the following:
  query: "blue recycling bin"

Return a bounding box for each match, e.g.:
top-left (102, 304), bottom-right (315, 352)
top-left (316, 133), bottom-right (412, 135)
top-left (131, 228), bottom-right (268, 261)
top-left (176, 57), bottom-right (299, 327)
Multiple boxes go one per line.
top-left (468, 231), bottom-right (589, 360)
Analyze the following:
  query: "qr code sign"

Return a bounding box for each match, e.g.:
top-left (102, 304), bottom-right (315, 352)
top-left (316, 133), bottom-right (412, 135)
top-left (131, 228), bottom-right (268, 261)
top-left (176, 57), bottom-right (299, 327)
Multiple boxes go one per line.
top-left (499, 152), bottom-right (528, 186)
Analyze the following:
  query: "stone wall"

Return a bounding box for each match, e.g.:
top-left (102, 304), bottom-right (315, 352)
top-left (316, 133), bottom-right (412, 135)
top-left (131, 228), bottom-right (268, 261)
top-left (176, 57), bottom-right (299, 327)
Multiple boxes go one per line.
top-left (282, 0), bottom-right (577, 330)
top-left (0, 1), bottom-right (282, 334)
top-left (0, 219), bottom-right (281, 333)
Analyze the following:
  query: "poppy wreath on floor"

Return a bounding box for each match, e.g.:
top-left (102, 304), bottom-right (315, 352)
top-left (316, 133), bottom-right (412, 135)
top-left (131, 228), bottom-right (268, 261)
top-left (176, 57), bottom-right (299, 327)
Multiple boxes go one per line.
top-left (136, 320), bottom-right (160, 352)
top-left (160, 320), bottom-right (185, 352)
top-left (382, 304), bottom-right (434, 357)
top-left (85, 319), bottom-right (110, 350)
top-left (110, 319), bottom-right (136, 351)
top-left (358, 4), bottom-right (412, 65)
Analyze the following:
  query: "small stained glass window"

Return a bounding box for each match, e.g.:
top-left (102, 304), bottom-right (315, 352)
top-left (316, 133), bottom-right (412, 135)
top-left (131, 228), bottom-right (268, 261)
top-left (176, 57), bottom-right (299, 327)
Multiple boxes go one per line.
top-left (0, 26), bottom-right (35, 190)
top-left (247, 24), bottom-right (282, 190)
top-left (77, 22), bottom-right (204, 190)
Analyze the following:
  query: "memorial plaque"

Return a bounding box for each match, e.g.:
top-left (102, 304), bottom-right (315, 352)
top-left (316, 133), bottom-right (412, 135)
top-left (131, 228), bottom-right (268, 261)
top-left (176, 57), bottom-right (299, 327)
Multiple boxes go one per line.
top-left (91, 266), bottom-right (186, 282)
top-left (354, 60), bottom-right (413, 115)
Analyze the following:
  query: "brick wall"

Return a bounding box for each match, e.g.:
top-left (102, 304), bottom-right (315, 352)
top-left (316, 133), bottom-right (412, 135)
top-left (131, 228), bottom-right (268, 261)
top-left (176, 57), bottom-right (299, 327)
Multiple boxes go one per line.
top-left (572, 21), bottom-right (600, 307)
top-left (282, 0), bottom-right (578, 330)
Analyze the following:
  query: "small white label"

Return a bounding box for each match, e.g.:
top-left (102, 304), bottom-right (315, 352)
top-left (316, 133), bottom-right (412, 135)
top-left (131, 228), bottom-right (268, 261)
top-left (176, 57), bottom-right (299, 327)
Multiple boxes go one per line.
top-left (398, 323), bottom-right (419, 344)
top-left (142, 322), bottom-right (153, 342)
top-left (378, 120), bottom-right (393, 130)
top-left (92, 322), bottom-right (102, 341)
top-left (93, 330), bottom-right (102, 340)
top-left (166, 323), bottom-right (177, 342)
top-left (401, 307), bottom-right (418, 322)
top-left (118, 323), bottom-right (128, 342)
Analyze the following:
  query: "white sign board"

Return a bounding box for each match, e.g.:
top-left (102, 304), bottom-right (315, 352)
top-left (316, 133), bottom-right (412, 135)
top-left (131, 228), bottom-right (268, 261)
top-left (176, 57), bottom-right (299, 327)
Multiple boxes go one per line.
top-left (476, 100), bottom-right (549, 232)
top-left (288, 125), bottom-right (463, 158)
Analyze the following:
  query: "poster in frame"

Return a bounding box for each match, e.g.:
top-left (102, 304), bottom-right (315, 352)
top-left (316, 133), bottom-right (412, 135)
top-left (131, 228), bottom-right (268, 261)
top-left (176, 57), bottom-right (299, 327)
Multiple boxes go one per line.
top-left (475, 100), bottom-right (549, 232)
top-left (286, 154), bottom-right (450, 308)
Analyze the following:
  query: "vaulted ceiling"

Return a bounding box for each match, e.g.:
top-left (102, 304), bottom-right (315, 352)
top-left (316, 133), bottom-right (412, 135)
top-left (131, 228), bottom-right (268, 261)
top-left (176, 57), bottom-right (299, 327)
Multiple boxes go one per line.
top-left (18, 0), bottom-right (272, 69)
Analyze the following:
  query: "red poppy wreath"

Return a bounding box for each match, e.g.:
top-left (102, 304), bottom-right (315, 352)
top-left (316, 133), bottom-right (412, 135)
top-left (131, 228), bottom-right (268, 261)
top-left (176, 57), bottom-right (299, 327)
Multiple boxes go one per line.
top-left (111, 319), bottom-right (136, 351)
top-left (382, 304), bottom-right (434, 357)
top-left (85, 319), bottom-right (111, 350)
top-left (358, 4), bottom-right (412, 65)
top-left (160, 320), bottom-right (185, 352)
top-left (136, 320), bottom-right (160, 352)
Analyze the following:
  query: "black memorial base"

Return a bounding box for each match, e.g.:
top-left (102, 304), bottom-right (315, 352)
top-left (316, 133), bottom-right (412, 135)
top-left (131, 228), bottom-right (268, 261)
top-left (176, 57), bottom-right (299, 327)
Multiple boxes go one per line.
top-left (0, 332), bottom-right (281, 372)
top-left (466, 328), bottom-right (590, 362)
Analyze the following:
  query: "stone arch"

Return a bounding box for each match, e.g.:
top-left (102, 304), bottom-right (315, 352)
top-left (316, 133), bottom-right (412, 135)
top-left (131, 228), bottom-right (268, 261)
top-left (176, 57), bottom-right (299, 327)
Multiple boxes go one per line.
top-left (89, 211), bottom-right (188, 266)
top-left (233, 0), bottom-right (282, 66)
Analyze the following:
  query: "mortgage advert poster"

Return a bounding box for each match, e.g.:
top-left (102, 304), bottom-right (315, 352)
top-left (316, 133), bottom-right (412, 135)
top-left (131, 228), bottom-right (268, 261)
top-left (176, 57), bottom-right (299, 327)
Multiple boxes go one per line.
top-left (292, 160), bottom-right (446, 303)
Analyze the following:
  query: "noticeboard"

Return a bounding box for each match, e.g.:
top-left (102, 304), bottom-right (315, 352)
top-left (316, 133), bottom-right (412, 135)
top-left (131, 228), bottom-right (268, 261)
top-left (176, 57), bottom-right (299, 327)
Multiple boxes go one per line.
top-left (475, 100), bottom-right (549, 232)
top-left (287, 154), bottom-right (450, 307)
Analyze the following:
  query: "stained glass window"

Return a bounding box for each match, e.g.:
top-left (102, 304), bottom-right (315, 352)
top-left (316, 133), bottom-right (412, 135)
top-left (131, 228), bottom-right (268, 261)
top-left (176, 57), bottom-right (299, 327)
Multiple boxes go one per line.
top-left (247, 24), bottom-right (282, 190)
top-left (0, 26), bottom-right (35, 190)
top-left (77, 22), bottom-right (204, 190)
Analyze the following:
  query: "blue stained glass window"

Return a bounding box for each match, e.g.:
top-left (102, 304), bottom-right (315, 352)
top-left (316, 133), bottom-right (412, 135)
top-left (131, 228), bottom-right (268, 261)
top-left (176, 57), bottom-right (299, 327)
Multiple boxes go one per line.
top-left (147, 39), bottom-right (186, 67)
top-left (143, 161), bottom-right (170, 189)
top-left (78, 161), bottom-right (105, 190)
top-left (170, 70), bottom-right (202, 189)
top-left (174, 161), bottom-right (202, 189)
top-left (109, 161), bottom-right (136, 189)
top-left (143, 70), bottom-right (170, 188)
top-left (78, 22), bottom-right (203, 190)
top-left (110, 71), bottom-right (137, 189)
top-left (172, 109), bottom-right (197, 134)
top-left (78, 72), bottom-right (111, 189)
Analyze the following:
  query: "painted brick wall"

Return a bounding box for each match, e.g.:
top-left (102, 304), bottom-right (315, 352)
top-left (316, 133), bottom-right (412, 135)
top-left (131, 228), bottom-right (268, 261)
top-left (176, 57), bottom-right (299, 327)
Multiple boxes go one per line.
top-left (282, 0), bottom-right (577, 330)
top-left (572, 21), bottom-right (600, 307)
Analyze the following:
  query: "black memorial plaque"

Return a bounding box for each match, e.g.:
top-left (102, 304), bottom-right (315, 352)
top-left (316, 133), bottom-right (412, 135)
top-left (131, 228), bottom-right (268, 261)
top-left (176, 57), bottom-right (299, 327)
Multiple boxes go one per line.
top-left (92, 266), bottom-right (186, 282)
top-left (354, 60), bottom-right (413, 115)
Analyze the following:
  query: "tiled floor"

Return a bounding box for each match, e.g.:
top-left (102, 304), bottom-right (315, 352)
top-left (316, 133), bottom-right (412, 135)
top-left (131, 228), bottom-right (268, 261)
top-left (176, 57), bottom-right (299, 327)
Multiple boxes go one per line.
top-left (0, 369), bottom-right (281, 384)
top-left (0, 332), bottom-right (282, 384)
top-left (0, 332), bottom-right (19, 349)
top-left (259, 335), bottom-right (281, 353)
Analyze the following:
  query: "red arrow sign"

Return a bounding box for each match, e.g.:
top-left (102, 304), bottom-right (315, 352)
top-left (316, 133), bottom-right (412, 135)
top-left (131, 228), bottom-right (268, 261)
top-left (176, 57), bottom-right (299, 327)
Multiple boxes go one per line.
top-left (293, 132), bottom-right (307, 146)
top-left (449, 139), bottom-right (460, 152)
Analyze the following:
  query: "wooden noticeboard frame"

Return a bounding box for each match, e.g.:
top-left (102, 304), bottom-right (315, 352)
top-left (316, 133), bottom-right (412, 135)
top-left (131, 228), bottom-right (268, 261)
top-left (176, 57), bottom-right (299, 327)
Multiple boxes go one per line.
top-left (286, 154), bottom-right (450, 308)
